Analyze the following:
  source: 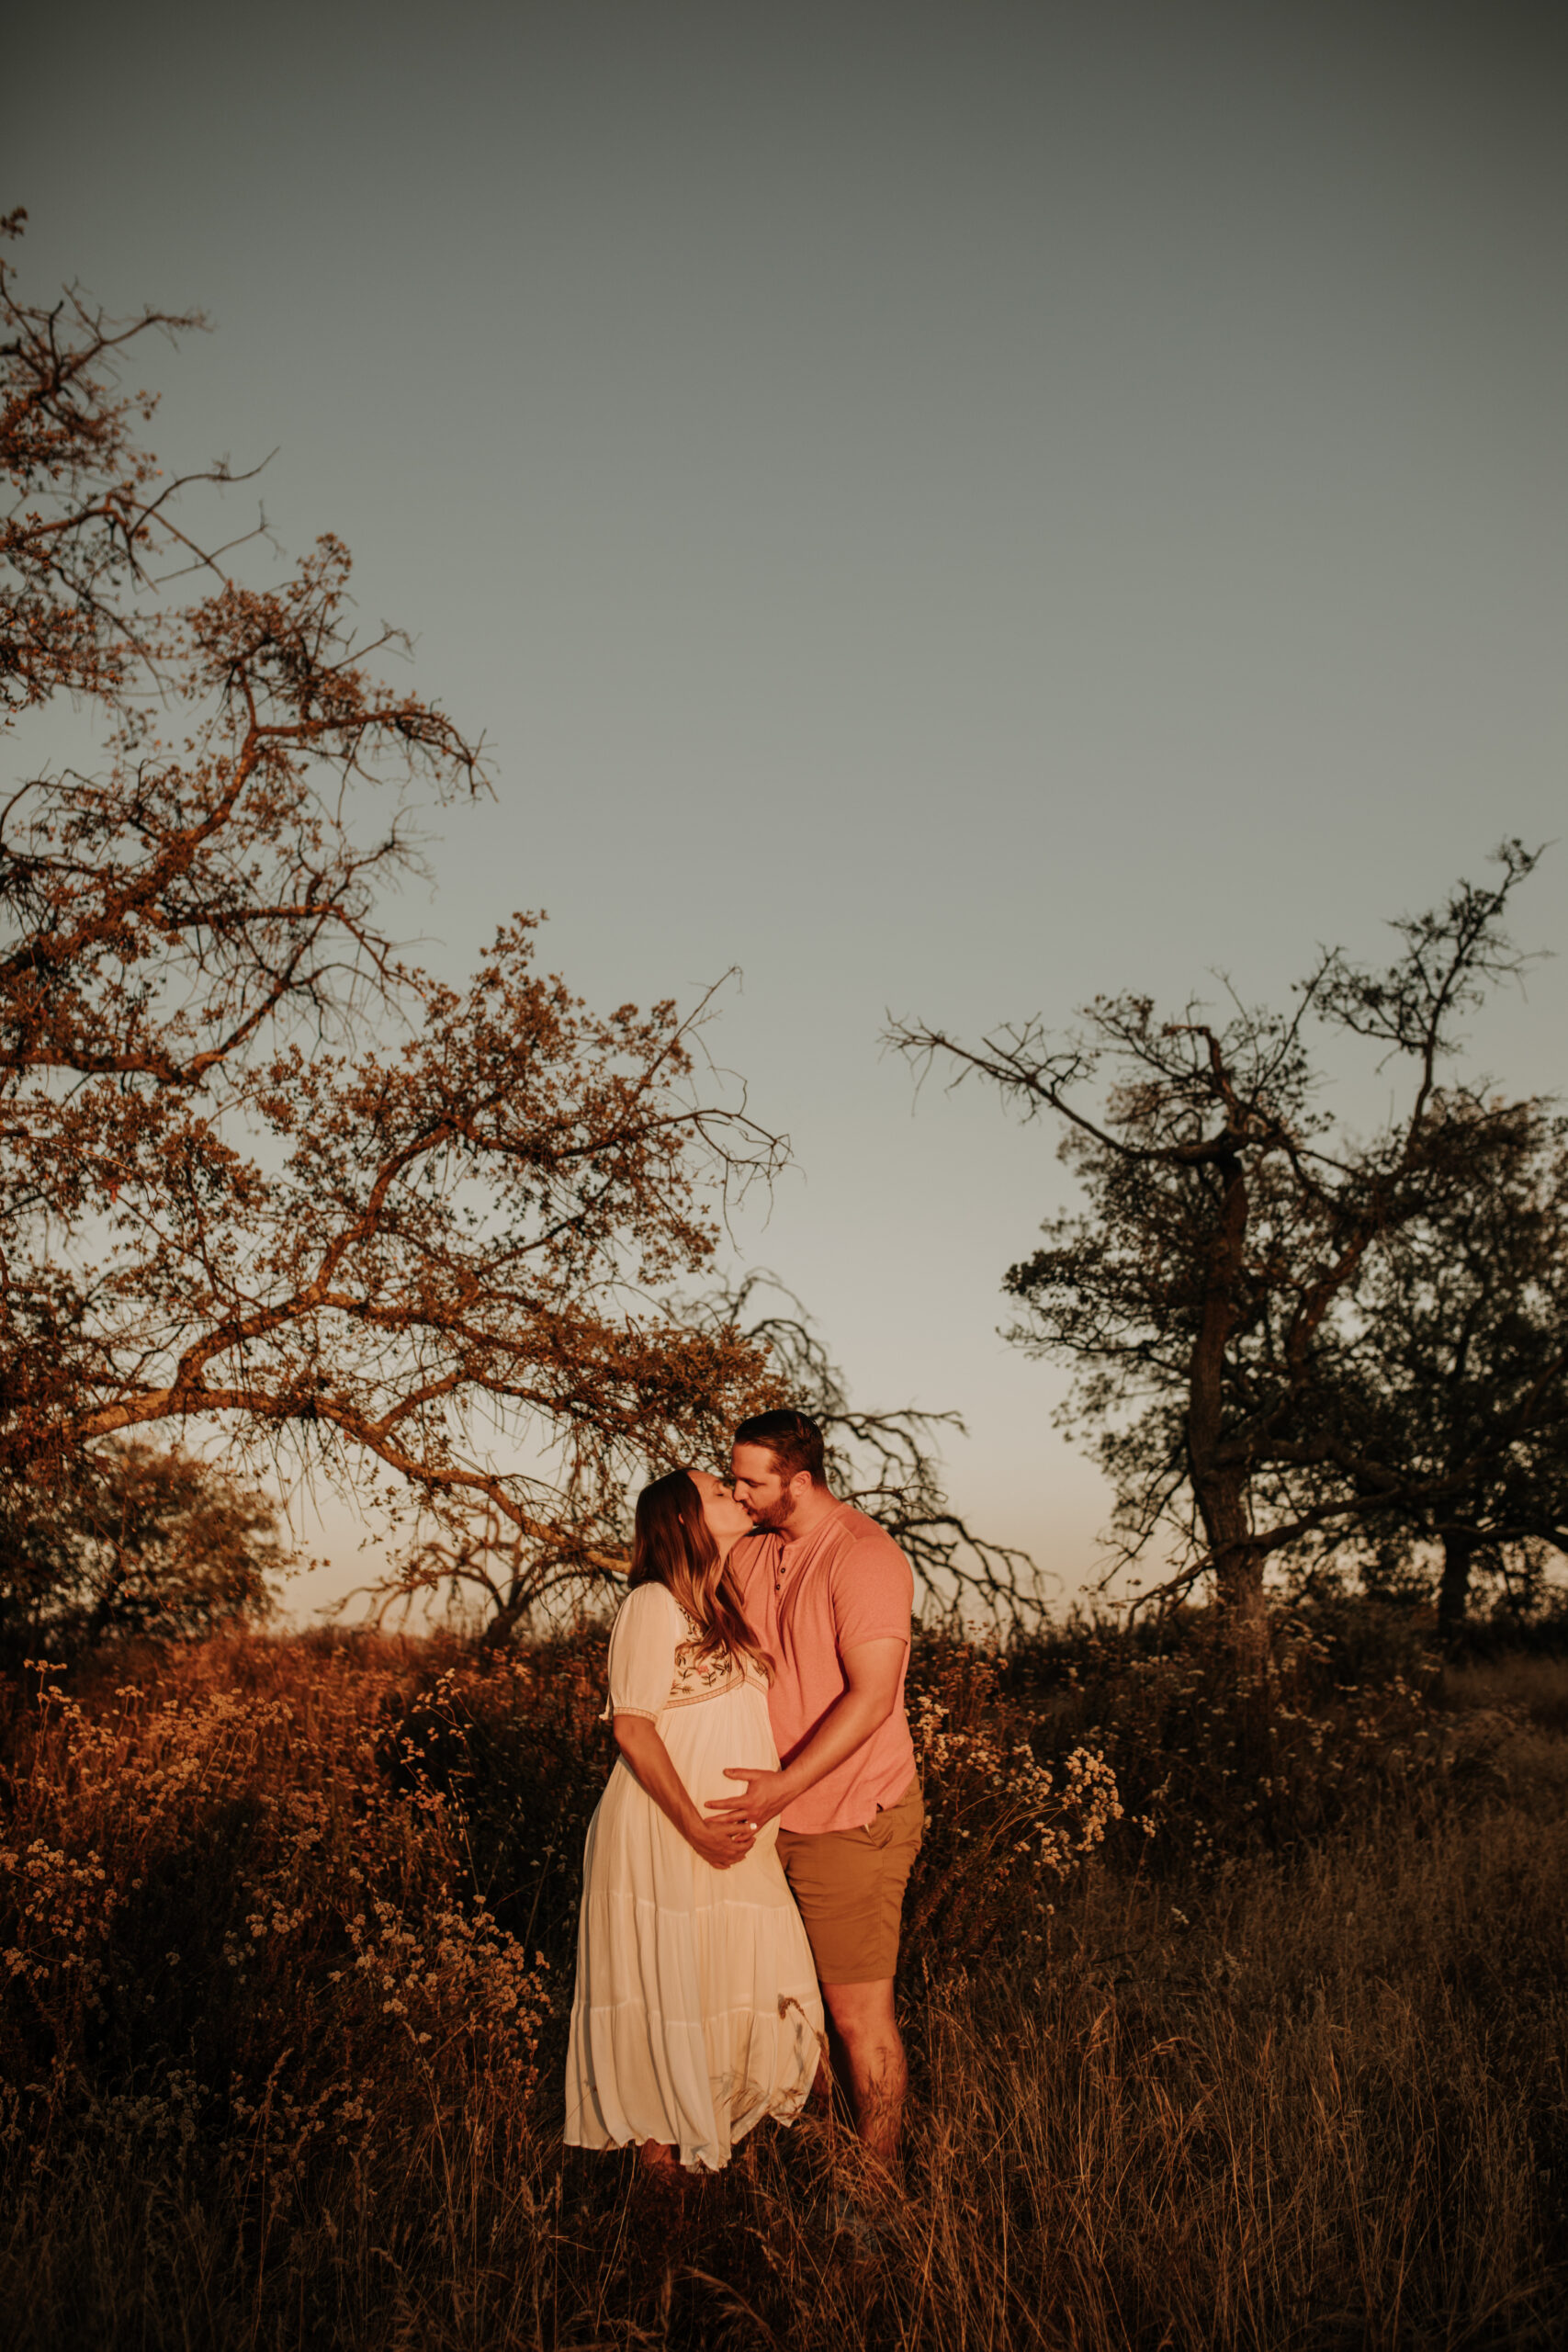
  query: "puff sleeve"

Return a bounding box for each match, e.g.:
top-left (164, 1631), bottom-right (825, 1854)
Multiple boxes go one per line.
top-left (602, 1582), bottom-right (681, 1722)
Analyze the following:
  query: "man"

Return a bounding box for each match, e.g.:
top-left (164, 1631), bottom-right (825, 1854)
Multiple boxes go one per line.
top-left (707, 1408), bottom-right (923, 2170)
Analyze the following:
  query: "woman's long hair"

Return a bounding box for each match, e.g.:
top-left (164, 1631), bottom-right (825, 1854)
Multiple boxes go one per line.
top-left (628, 1469), bottom-right (773, 1680)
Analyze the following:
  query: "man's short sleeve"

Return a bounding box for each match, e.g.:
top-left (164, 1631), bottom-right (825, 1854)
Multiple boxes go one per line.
top-left (829, 1531), bottom-right (913, 1653)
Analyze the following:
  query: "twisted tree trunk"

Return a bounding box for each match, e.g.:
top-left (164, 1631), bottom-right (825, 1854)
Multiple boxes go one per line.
top-left (1438, 1528), bottom-right (1479, 1643)
top-left (1186, 1144), bottom-right (1269, 1668)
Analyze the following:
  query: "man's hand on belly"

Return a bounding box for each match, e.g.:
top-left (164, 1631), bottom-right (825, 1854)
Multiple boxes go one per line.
top-left (705, 1637), bottom-right (906, 1830)
top-left (706, 1765), bottom-right (790, 1829)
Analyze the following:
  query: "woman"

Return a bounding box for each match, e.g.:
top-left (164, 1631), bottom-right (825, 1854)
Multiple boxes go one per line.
top-left (564, 1467), bottom-right (824, 2175)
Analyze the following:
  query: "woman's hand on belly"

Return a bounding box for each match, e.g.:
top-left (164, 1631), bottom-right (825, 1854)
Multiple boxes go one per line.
top-left (612, 1713), bottom-right (757, 1867)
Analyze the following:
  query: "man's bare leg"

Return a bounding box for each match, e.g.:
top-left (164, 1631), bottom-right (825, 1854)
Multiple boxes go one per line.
top-left (819, 1978), bottom-right (907, 2173)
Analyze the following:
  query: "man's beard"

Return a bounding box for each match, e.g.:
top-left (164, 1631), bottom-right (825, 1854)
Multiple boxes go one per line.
top-left (748, 1495), bottom-right (795, 1532)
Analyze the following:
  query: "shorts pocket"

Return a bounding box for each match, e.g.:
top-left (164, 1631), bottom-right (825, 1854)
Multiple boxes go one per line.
top-left (866, 1778), bottom-right (920, 1850)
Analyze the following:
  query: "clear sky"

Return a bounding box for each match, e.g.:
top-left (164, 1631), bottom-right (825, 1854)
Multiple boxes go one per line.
top-left (10, 1), bottom-right (1567, 1615)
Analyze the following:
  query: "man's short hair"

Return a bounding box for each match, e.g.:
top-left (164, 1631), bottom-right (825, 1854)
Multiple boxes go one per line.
top-left (733, 1408), bottom-right (827, 1486)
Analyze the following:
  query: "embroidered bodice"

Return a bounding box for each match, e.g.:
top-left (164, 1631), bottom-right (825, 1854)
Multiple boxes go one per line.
top-left (602, 1580), bottom-right (768, 1721)
top-left (664, 1605), bottom-right (769, 1710)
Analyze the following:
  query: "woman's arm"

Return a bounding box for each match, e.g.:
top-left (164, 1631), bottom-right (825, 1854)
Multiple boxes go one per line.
top-left (613, 1714), bottom-right (758, 1870)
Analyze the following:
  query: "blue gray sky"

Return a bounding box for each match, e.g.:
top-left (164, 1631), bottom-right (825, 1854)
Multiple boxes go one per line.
top-left (11, 1), bottom-right (1567, 1611)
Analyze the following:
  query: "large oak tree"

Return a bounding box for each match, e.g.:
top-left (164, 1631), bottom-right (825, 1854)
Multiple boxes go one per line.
top-left (1, 213), bottom-right (780, 1613)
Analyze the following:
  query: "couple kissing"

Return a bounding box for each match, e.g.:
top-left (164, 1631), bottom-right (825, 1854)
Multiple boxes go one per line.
top-left (564, 1408), bottom-right (924, 2181)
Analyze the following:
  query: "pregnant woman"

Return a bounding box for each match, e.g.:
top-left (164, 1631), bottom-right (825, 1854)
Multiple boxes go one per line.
top-left (564, 1467), bottom-right (824, 2176)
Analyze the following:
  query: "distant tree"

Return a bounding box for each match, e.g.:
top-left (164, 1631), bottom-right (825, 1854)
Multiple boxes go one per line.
top-left (1292, 1102), bottom-right (1568, 1636)
top-left (0, 1439), bottom-right (288, 1653)
top-left (0, 213), bottom-right (781, 1605)
top-left (888, 848), bottom-right (1565, 1658)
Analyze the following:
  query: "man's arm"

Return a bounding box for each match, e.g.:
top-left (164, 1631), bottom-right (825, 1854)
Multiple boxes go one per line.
top-left (705, 1636), bottom-right (907, 1828)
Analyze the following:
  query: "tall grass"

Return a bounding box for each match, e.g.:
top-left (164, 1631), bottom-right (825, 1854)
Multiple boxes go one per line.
top-left (1, 1623), bottom-right (1564, 2348)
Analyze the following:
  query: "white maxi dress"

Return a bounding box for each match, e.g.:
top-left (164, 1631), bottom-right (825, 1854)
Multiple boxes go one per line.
top-left (564, 1580), bottom-right (823, 2171)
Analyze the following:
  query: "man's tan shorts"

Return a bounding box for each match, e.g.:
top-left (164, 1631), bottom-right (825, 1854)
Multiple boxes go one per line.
top-left (775, 1776), bottom-right (924, 1984)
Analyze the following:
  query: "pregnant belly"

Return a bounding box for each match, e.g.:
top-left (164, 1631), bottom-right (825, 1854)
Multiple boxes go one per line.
top-left (664, 1688), bottom-right (778, 1820)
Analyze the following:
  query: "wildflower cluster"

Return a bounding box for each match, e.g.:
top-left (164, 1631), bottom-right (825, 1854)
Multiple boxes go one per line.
top-left (1000, 1602), bottom-right (1467, 1861)
top-left (905, 1634), bottom-right (1122, 1969)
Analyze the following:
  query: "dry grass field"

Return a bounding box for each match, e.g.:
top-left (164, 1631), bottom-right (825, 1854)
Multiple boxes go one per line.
top-left (1, 1615), bottom-right (1564, 2351)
